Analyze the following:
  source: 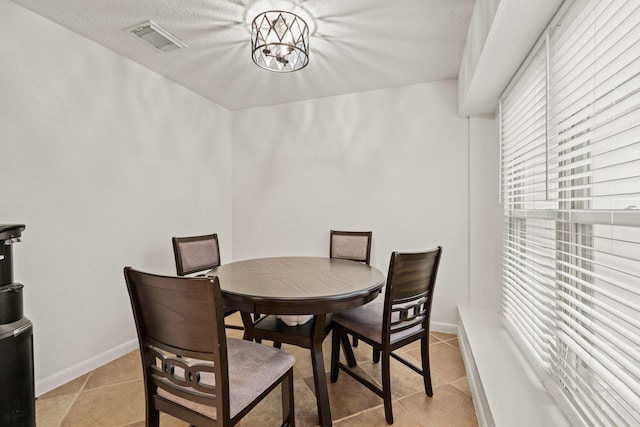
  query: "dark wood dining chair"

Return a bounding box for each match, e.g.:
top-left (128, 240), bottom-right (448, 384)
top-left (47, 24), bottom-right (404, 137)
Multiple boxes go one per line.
top-left (330, 230), bottom-right (372, 265)
top-left (330, 230), bottom-right (373, 348)
top-left (172, 233), bottom-right (242, 330)
top-left (172, 233), bottom-right (221, 276)
top-left (123, 267), bottom-right (295, 427)
top-left (329, 246), bottom-right (443, 424)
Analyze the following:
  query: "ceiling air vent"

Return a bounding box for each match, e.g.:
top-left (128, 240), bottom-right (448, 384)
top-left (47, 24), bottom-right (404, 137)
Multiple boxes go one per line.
top-left (128, 21), bottom-right (187, 52)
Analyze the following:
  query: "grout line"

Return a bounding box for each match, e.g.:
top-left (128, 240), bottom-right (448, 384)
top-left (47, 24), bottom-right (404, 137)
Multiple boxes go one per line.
top-left (56, 392), bottom-right (81, 427)
top-left (332, 403), bottom-right (385, 424)
top-left (54, 375), bottom-right (142, 427)
top-left (78, 378), bottom-right (142, 393)
top-left (442, 339), bottom-right (460, 350)
top-left (78, 371), bottom-right (92, 393)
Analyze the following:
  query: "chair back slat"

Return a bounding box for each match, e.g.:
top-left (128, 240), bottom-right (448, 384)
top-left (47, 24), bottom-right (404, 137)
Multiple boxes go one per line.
top-left (149, 346), bottom-right (216, 394)
top-left (124, 267), bottom-right (229, 417)
top-left (390, 295), bottom-right (427, 325)
top-left (173, 233), bottom-right (221, 276)
top-left (383, 247), bottom-right (442, 342)
top-left (330, 230), bottom-right (372, 265)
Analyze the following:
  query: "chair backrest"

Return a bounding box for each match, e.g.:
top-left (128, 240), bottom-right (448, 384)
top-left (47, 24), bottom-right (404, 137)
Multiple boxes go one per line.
top-left (172, 233), bottom-right (221, 276)
top-left (330, 230), bottom-right (372, 265)
top-left (382, 247), bottom-right (443, 343)
top-left (123, 267), bottom-right (230, 423)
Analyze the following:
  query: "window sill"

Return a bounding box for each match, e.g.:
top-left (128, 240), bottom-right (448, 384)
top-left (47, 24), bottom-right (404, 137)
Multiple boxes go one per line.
top-left (457, 306), bottom-right (571, 427)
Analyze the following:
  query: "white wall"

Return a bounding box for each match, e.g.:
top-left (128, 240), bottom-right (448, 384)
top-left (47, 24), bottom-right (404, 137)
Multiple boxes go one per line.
top-left (1, 0), bottom-right (505, 396)
top-left (469, 115), bottom-right (502, 311)
top-left (231, 80), bottom-right (471, 328)
top-left (0, 0), bottom-right (233, 395)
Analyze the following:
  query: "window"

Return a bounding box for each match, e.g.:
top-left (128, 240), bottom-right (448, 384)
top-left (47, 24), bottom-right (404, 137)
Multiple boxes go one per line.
top-left (500, 0), bottom-right (640, 425)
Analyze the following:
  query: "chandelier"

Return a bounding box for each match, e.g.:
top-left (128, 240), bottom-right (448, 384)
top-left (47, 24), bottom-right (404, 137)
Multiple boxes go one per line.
top-left (251, 10), bottom-right (309, 72)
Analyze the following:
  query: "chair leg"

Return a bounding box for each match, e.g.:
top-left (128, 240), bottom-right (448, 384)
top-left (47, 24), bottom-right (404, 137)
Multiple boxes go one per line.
top-left (282, 370), bottom-right (295, 427)
top-left (381, 351), bottom-right (394, 424)
top-left (330, 327), bottom-right (341, 383)
top-left (147, 406), bottom-right (160, 427)
top-left (421, 336), bottom-right (433, 396)
top-left (273, 341), bottom-right (282, 349)
top-left (373, 348), bottom-right (381, 363)
top-left (340, 332), bottom-right (357, 367)
top-left (352, 336), bottom-right (359, 347)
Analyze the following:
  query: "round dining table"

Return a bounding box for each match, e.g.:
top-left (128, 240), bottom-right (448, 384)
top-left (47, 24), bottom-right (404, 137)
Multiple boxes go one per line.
top-left (208, 256), bottom-right (385, 427)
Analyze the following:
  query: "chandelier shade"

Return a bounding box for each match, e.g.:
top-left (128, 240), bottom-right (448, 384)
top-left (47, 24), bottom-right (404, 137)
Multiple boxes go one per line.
top-left (251, 10), bottom-right (309, 72)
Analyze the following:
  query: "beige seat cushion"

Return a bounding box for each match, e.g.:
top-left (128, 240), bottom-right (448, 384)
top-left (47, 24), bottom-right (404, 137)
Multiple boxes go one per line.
top-left (157, 338), bottom-right (295, 419)
top-left (331, 294), bottom-right (422, 345)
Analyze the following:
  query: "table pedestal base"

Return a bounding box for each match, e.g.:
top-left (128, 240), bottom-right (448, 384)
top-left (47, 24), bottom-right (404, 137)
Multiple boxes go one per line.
top-left (240, 313), bottom-right (356, 427)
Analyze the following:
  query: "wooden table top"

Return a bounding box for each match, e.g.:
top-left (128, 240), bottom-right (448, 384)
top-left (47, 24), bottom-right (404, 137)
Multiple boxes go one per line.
top-left (208, 256), bottom-right (385, 315)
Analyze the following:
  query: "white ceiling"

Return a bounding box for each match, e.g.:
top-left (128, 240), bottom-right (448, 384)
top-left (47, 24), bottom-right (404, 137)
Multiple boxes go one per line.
top-left (11, 0), bottom-right (475, 110)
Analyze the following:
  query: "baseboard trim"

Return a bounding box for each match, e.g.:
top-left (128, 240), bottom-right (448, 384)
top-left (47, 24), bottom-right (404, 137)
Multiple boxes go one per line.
top-left (430, 321), bottom-right (458, 335)
top-left (36, 338), bottom-right (138, 397)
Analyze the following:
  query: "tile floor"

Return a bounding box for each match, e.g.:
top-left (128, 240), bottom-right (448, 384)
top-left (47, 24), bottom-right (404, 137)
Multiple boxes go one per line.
top-left (36, 314), bottom-right (478, 427)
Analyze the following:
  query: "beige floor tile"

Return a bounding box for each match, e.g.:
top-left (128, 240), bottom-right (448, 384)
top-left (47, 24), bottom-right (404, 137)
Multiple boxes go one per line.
top-left (83, 351), bottom-right (142, 391)
top-left (314, 366), bottom-right (384, 422)
top-left (38, 374), bottom-right (89, 400)
top-left (342, 338), bottom-right (382, 364)
top-left (282, 336), bottom-right (336, 378)
top-left (357, 356), bottom-right (429, 400)
top-left (123, 413), bottom-right (188, 427)
top-left (291, 377), bottom-right (325, 427)
top-left (36, 328), bottom-right (476, 427)
top-left (237, 377), bottom-right (319, 427)
top-left (158, 414), bottom-right (191, 426)
top-left (225, 326), bottom-right (246, 340)
top-left (444, 337), bottom-right (460, 349)
top-left (430, 372), bottom-right (451, 390)
top-left (334, 402), bottom-right (421, 426)
top-left (60, 380), bottom-right (145, 426)
top-left (36, 393), bottom-right (77, 427)
top-left (431, 332), bottom-right (457, 341)
top-left (429, 334), bottom-right (442, 345)
top-left (451, 376), bottom-right (471, 396)
top-left (224, 312), bottom-right (246, 337)
top-left (409, 342), bottom-right (466, 384)
top-left (399, 385), bottom-right (478, 427)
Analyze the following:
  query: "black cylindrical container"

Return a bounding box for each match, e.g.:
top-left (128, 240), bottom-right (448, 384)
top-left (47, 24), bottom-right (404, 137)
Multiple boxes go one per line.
top-left (0, 284), bottom-right (24, 324)
top-left (0, 224), bottom-right (34, 427)
top-left (0, 288), bottom-right (35, 427)
top-left (0, 243), bottom-right (14, 286)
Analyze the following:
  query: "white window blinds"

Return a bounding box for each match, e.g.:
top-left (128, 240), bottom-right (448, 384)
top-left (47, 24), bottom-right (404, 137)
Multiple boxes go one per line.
top-left (502, 40), bottom-right (557, 373)
top-left (500, 0), bottom-right (640, 425)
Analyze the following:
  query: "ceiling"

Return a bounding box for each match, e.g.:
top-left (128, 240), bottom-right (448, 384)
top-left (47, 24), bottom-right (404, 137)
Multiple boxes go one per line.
top-left (11, 0), bottom-right (475, 110)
